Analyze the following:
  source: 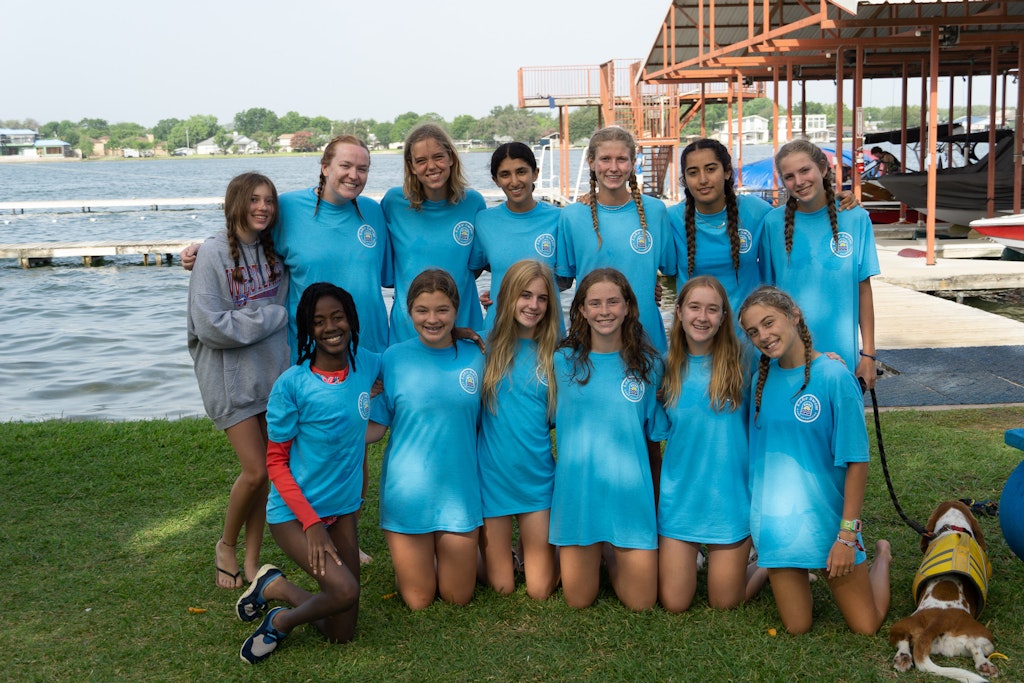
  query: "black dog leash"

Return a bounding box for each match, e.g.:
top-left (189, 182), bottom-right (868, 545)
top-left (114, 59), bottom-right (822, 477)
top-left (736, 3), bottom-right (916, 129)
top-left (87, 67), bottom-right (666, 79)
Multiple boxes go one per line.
top-left (862, 379), bottom-right (934, 539)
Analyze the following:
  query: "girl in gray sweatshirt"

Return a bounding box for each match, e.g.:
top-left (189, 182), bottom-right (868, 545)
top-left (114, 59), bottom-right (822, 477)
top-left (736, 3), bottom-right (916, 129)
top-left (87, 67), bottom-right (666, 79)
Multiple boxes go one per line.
top-left (187, 172), bottom-right (289, 589)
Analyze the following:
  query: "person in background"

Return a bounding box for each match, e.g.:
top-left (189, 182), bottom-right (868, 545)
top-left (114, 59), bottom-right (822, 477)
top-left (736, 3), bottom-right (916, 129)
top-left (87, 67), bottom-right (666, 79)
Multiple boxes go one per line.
top-left (870, 146), bottom-right (901, 175)
top-left (739, 285), bottom-right (891, 635)
top-left (366, 269), bottom-right (485, 609)
top-left (382, 124), bottom-right (485, 344)
top-left (478, 259), bottom-right (561, 600)
top-left (549, 268), bottom-right (667, 611)
top-left (236, 283), bottom-right (379, 664)
top-left (186, 172), bottom-right (288, 589)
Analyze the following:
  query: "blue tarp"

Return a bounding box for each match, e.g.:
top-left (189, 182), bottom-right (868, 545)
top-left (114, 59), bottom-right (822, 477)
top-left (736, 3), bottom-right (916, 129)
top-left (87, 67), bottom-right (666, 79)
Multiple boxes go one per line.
top-left (737, 146), bottom-right (857, 191)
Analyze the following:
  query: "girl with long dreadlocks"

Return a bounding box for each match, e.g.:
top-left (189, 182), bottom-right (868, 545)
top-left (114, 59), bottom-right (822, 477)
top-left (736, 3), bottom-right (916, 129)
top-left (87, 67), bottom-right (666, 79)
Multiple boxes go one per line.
top-left (738, 285), bottom-right (891, 635)
top-left (236, 283), bottom-right (381, 664)
top-left (549, 268), bottom-right (668, 610)
top-left (555, 127), bottom-right (676, 352)
top-left (188, 172), bottom-right (288, 590)
top-left (759, 140), bottom-right (880, 390)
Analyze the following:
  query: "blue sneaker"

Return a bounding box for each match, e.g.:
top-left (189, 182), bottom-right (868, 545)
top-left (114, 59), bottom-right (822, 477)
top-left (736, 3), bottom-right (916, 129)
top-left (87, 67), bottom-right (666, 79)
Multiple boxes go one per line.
top-left (236, 564), bottom-right (284, 622)
top-left (239, 606), bottom-right (288, 664)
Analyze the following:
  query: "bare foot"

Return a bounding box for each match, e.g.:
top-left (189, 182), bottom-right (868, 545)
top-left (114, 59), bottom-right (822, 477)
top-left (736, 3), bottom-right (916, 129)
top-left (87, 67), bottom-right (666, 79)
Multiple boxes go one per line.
top-left (215, 538), bottom-right (242, 589)
top-left (359, 547), bottom-right (373, 565)
top-left (243, 554), bottom-right (261, 584)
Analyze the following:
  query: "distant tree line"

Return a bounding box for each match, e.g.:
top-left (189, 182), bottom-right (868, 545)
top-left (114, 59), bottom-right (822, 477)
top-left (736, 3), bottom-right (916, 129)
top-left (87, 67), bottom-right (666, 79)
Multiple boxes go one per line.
top-left (1, 100), bottom-right (996, 158)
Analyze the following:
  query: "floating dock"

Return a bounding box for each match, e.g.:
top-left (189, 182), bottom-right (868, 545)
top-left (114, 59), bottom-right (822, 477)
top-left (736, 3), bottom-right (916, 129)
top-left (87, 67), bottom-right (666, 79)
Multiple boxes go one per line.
top-left (0, 240), bottom-right (198, 267)
top-left (0, 197), bottom-right (223, 214)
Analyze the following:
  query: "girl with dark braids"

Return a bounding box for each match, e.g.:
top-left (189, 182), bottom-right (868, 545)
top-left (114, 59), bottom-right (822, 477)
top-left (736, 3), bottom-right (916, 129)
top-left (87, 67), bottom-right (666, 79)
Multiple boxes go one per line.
top-left (187, 172), bottom-right (289, 589)
top-left (738, 285), bottom-right (891, 635)
top-left (669, 139), bottom-right (772, 316)
top-left (556, 127), bottom-right (676, 352)
top-left (759, 140), bottom-right (880, 389)
top-left (549, 268), bottom-right (668, 610)
top-left (670, 138), bottom-right (860, 318)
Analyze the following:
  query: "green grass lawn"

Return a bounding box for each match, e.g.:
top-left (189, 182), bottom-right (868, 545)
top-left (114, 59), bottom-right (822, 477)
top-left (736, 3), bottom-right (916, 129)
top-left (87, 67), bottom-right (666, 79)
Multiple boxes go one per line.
top-left (1, 408), bottom-right (1022, 682)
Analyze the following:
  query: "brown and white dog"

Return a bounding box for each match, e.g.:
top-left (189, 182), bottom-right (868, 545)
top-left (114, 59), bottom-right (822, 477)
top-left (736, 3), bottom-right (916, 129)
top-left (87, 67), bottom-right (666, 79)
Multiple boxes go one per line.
top-left (889, 500), bottom-right (997, 683)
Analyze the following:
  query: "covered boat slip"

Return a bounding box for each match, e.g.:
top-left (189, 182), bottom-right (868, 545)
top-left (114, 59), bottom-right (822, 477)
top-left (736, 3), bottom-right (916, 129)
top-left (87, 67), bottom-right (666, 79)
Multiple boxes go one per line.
top-left (637, 0), bottom-right (1024, 264)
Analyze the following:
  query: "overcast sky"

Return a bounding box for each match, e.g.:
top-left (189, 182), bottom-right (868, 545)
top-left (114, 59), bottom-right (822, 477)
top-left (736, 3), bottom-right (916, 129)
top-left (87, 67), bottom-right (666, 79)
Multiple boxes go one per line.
top-left (4, 0), bottom-right (1015, 128)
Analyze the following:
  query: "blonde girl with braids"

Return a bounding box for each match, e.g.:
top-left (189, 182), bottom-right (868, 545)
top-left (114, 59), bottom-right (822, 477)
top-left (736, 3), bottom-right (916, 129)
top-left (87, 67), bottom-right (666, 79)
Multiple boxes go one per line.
top-left (382, 123), bottom-right (486, 344)
top-left (658, 275), bottom-right (768, 612)
top-left (549, 268), bottom-right (668, 610)
top-left (187, 172), bottom-right (289, 589)
top-left (556, 127), bottom-right (676, 352)
top-left (477, 259), bottom-right (561, 599)
top-left (759, 139), bottom-right (880, 390)
top-left (738, 285), bottom-right (891, 635)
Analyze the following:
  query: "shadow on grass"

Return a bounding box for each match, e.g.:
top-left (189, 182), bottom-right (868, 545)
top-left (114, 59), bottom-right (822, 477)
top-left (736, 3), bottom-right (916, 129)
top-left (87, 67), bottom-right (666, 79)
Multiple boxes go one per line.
top-left (1, 409), bottom-right (1021, 681)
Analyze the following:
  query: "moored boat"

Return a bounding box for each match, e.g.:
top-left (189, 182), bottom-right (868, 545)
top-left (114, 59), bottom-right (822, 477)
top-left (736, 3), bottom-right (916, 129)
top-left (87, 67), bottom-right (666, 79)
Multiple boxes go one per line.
top-left (970, 213), bottom-right (1024, 254)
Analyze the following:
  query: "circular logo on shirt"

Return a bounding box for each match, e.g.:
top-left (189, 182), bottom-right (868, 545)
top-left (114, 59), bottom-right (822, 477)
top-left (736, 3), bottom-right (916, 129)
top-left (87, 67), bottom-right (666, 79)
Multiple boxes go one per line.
top-left (459, 368), bottom-right (479, 394)
top-left (357, 391), bottom-right (371, 420)
top-left (830, 231), bottom-right (854, 258)
top-left (534, 233), bottom-right (555, 258)
top-left (629, 228), bottom-right (653, 255)
top-left (357, 224), bottom-right (377, 248)
top-left (738, 228), bottom-right (753, 254)
top-left (535, 364), bottom-right (549, 387)
top-left (621, 376), bottom-right (645, 403)
top-left (453, 221), bottom-right (474, 246)
top-left (793, 394), bottom-right (821, 423)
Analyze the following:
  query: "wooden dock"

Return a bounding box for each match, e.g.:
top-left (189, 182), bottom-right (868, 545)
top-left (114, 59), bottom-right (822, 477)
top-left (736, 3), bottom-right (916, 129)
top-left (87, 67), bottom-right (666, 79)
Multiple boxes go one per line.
top-left (0, 198), bottom-right (223, 214)
top-left (0, 240), bottom-right (197, 267)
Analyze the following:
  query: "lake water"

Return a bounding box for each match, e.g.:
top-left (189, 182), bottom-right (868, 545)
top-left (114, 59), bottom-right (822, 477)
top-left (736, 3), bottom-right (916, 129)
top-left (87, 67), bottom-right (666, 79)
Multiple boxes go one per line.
top-left (1, 150), bottom-right (1019, 422)
top-left (0, 152), bottom-right (587, 422)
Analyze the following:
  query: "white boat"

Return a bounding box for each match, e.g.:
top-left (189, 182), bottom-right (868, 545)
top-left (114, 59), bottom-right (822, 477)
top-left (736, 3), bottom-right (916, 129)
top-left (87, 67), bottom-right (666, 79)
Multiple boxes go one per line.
top-left (970, 213), bottom-right (1024, 254)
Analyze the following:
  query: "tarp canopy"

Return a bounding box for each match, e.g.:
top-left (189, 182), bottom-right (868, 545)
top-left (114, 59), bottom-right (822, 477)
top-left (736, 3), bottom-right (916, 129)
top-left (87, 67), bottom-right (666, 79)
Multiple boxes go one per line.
top-left (737, 146), bottom-right (857, 191)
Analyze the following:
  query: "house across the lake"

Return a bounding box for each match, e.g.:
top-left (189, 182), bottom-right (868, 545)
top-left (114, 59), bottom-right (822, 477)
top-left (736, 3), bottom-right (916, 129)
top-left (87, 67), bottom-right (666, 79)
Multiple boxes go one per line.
top-left (0, 129), bottom-right (72, 158)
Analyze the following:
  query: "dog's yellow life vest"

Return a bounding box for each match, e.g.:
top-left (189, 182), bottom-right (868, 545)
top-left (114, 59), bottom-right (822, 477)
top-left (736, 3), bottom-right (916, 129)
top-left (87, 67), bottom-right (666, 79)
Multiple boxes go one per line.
top-left (912, 531), bottom-right (993, 616)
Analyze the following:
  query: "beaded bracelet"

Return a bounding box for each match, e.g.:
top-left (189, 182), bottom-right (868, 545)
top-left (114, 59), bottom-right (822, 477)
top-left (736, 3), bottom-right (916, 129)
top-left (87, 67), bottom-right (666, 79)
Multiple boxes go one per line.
top-left (835, 534), bottom-right (864, 551)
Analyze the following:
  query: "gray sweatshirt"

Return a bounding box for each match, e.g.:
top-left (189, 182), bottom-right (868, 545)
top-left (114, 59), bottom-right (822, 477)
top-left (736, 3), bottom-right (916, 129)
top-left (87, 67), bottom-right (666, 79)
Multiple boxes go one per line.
top-left (187, 232), bottom-right (289, 429)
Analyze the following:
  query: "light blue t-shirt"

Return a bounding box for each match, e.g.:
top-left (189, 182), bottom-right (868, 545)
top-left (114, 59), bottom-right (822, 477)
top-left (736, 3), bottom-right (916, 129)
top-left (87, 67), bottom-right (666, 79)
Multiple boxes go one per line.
top-left (265, 354), bottom-right (382, 524)
top-left (381, 187), bottom-right (486, 344)
top-left (469, 201), bottom-right (563, 332)
top-left (477, 338), bottom-right (555, 517)
top-left (747, 355), bottom-right (869, 569)
top-left (549, 349), bottom-right (668, 550)
top-left (669, 193), bottom-right (772, 316)
top-left (760, 203), bottom-right (880, 370)
top-left (370, 338), bottom-right (484, 534)
top-left (659, 354), bottom-right (750, 544)
top-left (274, 188), bottom-right (392, 357)
top-left (556, 195), bottom-right (677, 352)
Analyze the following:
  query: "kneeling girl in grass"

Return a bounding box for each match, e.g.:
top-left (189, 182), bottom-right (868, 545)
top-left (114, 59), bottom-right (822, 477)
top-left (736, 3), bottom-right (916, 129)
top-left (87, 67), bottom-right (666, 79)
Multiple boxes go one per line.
top-left (549, 267), bottom-right (668, 610)
top-left (237, 283), bottom-right (381, 664)
top-left (738, 285), bottom-right (891, 635)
